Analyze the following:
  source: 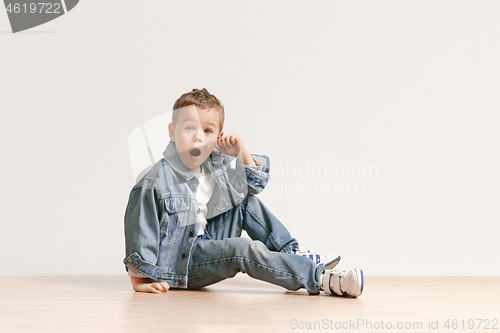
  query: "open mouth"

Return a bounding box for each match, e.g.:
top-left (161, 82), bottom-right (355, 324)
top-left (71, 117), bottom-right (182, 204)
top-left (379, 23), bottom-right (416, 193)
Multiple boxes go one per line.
top-left (190, 148), bottom-right (201, 157)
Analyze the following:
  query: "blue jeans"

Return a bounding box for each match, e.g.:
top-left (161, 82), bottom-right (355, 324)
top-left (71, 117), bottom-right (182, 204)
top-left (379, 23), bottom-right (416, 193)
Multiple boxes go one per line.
top-left (186, 195), bottom-right (324, 295)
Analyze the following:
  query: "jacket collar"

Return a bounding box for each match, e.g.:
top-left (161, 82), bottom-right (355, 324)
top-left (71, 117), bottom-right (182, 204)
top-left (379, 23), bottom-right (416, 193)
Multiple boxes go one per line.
top-left (162, 141), bottom-right (226, 181)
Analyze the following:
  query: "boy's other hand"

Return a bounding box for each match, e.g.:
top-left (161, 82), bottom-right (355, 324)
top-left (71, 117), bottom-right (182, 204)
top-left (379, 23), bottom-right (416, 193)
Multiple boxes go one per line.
top-left (130, 276), bottom-right (170, 294)
top-left (215, 135), bottom-right (256, 167)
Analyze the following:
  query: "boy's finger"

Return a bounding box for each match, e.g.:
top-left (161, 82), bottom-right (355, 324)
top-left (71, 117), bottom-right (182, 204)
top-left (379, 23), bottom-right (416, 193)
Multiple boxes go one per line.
top-left (154, 283), bottom-right (165, 291)
top-left (149, 286), bottom-right (161, 294)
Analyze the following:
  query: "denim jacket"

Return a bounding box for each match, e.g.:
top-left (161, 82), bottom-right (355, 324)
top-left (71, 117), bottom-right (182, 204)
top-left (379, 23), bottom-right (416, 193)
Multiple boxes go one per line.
top-left (123, 140), bottom-right (270, 288)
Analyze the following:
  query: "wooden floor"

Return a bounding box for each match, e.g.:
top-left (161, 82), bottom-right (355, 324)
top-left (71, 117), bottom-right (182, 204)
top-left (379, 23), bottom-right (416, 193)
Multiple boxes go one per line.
top-left (1, 276), bottom-right (499, 332)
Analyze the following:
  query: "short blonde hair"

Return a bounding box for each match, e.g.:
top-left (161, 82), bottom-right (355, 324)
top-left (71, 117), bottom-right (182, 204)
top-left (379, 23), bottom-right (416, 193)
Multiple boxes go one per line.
top-left (172, 88), bottom-right (225, 130)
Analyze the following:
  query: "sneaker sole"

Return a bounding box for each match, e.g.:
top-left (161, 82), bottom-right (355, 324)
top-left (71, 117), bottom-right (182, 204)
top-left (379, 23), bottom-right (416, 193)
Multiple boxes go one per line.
top-left (352, 268), bottom-right (364, 297)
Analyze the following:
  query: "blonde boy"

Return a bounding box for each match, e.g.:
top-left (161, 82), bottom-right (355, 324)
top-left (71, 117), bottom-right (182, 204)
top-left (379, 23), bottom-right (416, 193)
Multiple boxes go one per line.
top-left (124, 88), bottom-right (363, 296)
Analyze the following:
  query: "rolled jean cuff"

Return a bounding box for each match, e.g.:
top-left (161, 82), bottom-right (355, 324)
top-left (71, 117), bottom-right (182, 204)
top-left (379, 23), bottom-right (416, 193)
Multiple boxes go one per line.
top-left (281, 245), bottom-right (299, 254)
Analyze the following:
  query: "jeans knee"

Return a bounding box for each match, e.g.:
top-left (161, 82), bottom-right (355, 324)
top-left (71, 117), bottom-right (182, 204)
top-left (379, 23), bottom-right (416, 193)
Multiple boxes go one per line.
top-left (230, 238), bottom-right (266, 257)
top-left (243, 195), bottom-right (265, 212)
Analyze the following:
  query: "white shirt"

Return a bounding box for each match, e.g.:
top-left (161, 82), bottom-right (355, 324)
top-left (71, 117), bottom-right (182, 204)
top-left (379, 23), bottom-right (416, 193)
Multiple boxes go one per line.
top-left (193, 165), bottom-right (216, 236)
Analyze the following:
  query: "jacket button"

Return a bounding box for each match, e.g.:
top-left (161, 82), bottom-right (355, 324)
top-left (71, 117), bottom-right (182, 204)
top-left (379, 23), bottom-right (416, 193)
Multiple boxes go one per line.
top-left (178, 280), bottom-right (183, 286)
top-left (189, 231), bottom-right (194, 237)
top-left (182, 253), bottom-right (187, 259)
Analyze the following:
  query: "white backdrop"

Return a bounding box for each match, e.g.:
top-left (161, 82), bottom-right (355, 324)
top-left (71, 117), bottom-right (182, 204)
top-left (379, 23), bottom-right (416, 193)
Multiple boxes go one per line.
top-left (1, 1), bottom-right (499, 276)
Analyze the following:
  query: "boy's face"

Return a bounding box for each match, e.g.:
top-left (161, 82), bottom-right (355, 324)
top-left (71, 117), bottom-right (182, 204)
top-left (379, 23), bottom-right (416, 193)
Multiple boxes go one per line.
top-left (168, 105), bottom-right (223, 173)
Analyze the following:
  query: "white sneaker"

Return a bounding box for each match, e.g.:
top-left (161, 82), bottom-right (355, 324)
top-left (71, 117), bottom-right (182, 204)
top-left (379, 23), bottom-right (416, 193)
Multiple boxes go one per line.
top-left (322, 268), bottom-right (364, 297)
top-left (294, 249), bottom-right (341, 269)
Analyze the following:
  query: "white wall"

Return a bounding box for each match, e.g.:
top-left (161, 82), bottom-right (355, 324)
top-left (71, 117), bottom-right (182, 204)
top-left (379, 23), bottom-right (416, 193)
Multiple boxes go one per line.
top-left (1, 0), bottom-right (498, 276)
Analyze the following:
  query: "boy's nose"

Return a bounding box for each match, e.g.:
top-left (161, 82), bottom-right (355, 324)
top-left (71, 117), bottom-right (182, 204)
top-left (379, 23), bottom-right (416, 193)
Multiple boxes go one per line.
top-left (193, 129), bottom-right (204, 143)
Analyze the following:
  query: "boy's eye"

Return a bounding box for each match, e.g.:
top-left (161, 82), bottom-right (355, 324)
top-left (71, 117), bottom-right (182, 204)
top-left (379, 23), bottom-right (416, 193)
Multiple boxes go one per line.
top-left (186, 126), bottom-right (193, 131)
top-left (204, 129), bottom-right (213, 134)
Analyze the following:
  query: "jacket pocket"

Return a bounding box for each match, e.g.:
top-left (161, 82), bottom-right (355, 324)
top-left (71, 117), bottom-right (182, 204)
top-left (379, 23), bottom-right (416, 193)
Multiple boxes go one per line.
top-left (160, 197), bottom-right (190, 232)
top-left (164, 197), bottom-right (190, 213)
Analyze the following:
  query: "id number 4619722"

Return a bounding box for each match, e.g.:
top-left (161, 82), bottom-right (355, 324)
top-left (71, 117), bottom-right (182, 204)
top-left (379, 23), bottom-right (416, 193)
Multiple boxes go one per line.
top-left (444, 319), bottom-right (498, 330)
top-left (6, 2), bottom-right (62, 14)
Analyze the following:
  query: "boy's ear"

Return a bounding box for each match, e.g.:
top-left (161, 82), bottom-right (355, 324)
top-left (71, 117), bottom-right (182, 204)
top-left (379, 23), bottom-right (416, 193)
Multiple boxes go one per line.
top-left (168, 123), bottom-right (175, 141)
top-left (218, 131), bottom-right (224, 140)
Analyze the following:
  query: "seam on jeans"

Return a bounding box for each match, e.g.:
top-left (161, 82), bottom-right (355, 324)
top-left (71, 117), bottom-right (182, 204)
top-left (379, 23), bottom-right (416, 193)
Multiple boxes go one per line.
top-left (244, 205), bottom-right (281, 251)
top-left (187, 272), bottom-right (223, 286)
top-left (188, 272), bottom-right (217, 281)
top-left (244, 205), bottom-right (271, 233)
top-left (187, 256), bottom-right (317, 289)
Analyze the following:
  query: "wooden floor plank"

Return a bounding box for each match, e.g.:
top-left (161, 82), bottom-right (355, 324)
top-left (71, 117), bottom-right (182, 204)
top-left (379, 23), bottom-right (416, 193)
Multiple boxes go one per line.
top-left (0, 276), bottom-right (499, 332)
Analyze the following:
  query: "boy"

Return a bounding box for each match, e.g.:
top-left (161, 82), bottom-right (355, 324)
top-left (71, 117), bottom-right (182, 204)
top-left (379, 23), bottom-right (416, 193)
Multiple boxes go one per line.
top-left (123, 88), bottom-right (363, 297)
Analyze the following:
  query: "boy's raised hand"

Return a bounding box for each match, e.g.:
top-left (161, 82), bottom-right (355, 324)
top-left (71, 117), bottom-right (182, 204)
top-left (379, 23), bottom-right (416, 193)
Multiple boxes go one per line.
top-left (215, 135), bottom-right (243, 157)
top-left (215, 135), bottom-right (256, 167)
top-left (130, 277), bottom-right (170, 294)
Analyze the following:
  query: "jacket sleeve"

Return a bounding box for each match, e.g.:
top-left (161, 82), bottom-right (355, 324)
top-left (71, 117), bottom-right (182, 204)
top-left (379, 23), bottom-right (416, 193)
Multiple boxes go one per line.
top-left (231, 153), bottom-right (270, 195)
top-left (123, 178), bottom-right (162, 280)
